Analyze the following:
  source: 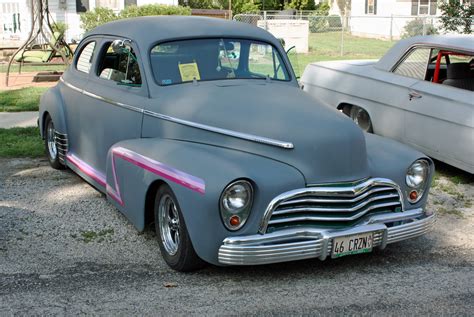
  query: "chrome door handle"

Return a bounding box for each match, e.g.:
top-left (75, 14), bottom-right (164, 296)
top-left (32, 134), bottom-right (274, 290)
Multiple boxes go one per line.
top-left (409, 91), bottom-right (422, 100)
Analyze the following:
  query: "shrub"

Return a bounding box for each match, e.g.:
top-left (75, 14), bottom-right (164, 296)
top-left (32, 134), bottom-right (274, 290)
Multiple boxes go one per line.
top-left (402, 18), bottom-right (438, 38)
top-left (327, 14), bottom-right (342, 29)
top-left (80, 7), bottom-right (118, 32)
top-left (308, 2), bottom-right (330, 33)
top-left (120, 4), bottom-right (191, 18)
top-left (80, 5), bottom-right (191, 33)
top-left (309, 14), bottom-right (328, 33)
top-left (52, 21), bottom-right (67, 35)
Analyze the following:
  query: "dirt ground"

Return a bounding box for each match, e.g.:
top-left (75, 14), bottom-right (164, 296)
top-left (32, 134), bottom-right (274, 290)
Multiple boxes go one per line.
top-left (0, 158), bottom-right (473, 315)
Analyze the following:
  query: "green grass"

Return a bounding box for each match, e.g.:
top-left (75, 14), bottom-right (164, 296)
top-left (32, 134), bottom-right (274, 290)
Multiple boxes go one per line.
top-left (79, 228), bottom-right (115, 243)
top-left (0, 87), bottom-right (47, 112)
top-left (292, 32), bottom-right (396, 77)
top-left (0, 64), bottom-right (67, 73)
top-left (0, 127), bottom-right (44, 158)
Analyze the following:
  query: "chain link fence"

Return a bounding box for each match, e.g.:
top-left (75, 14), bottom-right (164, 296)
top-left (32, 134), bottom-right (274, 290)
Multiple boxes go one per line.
top-left (234, 12), bottom-right (470, 71)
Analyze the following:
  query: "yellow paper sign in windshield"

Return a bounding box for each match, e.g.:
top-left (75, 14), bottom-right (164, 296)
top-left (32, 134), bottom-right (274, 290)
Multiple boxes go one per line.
top-left (178, 62), bottom-right (201, 82)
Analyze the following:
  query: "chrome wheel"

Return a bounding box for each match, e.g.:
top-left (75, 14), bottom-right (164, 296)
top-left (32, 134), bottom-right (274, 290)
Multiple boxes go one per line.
top-left (158, 194), bottom-right (180, 256)
top-left (46, 121), bottom-right (57, 160)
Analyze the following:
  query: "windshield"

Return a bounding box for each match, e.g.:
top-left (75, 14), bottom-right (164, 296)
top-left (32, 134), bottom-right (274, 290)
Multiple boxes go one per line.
top-left (150, 38), bottom-right (291, 86)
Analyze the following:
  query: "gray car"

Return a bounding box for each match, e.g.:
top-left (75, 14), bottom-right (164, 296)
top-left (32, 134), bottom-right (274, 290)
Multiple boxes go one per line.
top-left (39, 16), bottom-right (435, 271)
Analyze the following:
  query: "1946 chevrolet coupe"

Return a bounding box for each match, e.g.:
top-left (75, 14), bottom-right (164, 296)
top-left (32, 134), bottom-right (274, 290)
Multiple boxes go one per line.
top-left (40, 16), bottom-right (436, 271)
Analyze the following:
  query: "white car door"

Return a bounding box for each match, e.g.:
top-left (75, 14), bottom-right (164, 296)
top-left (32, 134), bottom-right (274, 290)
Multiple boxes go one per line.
top-left (404, 80), bottom-right (474, 173)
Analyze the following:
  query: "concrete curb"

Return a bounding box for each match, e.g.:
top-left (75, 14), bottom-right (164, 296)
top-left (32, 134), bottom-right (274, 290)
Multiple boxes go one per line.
top-left (0, 111), bottom-right (38, 128)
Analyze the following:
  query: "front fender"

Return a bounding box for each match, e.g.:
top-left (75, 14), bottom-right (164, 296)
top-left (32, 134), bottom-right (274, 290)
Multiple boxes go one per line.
top-left (39, 86), bottom-right (67, 137)
top-left (105, 138), bottom-right (305, 265)
top-left (365, 133), bottom-right (434, 209)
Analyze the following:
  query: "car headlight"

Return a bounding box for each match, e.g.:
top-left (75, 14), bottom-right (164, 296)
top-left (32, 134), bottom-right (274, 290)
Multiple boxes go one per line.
top-left (220, 180), bottom-right (254, 231)
top-left (406, 159), bottom-right (429, 203)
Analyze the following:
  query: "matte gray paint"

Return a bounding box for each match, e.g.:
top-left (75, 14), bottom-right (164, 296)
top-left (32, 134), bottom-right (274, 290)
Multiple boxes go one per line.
top-left (106, 138), bottom-right (305, 264)
top-left (39, 16), bottom-right (433, 266)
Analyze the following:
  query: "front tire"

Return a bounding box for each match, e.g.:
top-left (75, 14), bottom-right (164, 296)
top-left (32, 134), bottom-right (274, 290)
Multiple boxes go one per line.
top-left (154, 184), bottom-right (205, 271)
top-left (44, 115), bottom-right (65, 170)
top-left (350, 106), bottom-right (373, 133)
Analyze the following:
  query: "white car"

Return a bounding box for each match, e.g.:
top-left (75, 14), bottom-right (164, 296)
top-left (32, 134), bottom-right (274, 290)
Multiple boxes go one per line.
top-left (301, 35), bottom-right (474, 174)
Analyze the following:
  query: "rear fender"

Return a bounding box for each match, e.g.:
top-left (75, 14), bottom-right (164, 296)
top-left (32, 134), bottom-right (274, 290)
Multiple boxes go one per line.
top-left (39, 86), bottom-right (67, 137)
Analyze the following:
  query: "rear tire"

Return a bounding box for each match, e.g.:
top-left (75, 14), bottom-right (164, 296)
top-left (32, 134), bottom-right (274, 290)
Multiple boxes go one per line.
top-left (350, 106), bottom-right (373, 133)
top-left (44, 115), bottom-right (65, 170)
top-left (154, 184), bottom-right (205, 272)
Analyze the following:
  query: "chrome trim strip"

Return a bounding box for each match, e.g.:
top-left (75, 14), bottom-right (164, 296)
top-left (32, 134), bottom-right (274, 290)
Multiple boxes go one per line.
top-left (269, 201), bottom-right (401, 224)
top-left (259, 178), bottom-right (404, 234)
top-left (143, 110), bottom-right (294, 149)
top-left (279, 187), bottom-right (394, 206)
top-left (60, 77), bottom-right (83, 93)
top-left (273, 193), bottom-right (400, 214)
top-left (218, 210), bottom-right (435, 265)
top-left (60, 77), bottom-right (294, 150)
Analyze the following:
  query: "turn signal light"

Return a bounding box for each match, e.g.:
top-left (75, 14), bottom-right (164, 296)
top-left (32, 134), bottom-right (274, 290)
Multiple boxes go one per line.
top-left (229, 215), bottom-right (241, 227)
top-left (409, 190), bottom-right (418, 201)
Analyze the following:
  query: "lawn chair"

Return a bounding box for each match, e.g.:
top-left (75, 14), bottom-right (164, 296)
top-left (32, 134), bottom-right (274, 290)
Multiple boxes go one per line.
top-left (13, 31), bottom-right (70, 63)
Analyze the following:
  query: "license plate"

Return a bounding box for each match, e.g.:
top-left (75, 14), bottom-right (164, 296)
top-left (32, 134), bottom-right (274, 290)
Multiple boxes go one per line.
top-left (331, 232), bottom-right (374, 258)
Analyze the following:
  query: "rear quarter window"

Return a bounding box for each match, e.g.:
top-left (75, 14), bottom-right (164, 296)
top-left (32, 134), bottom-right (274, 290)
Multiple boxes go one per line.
top-left (76, 41), bottom-right (96, 74)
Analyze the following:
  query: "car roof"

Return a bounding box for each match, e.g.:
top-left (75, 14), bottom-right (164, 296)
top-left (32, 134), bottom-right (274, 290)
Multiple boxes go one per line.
top-left (375, 35), bottom-right (474, 71)
top-left (85, 16), bottom-right (279, 48)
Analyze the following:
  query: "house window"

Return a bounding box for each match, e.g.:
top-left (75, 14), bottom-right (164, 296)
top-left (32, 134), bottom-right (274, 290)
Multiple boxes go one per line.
top-left (411, 0), bottom-right (437, 16)
top-left (76, 0), bottom-right (89, 13)
top-left (419, 0), bottom-right (429, 15)
top-left (365, 0), bottom-right (377, 14)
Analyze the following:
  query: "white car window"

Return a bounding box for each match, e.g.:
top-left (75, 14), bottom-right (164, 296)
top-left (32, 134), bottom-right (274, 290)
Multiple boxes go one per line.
top-left (394, 48), bottom-right (430, 80)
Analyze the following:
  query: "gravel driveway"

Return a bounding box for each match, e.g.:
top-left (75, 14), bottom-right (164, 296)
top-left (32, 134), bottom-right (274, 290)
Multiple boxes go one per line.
top-left (1, 158), bottom-right (473, 315)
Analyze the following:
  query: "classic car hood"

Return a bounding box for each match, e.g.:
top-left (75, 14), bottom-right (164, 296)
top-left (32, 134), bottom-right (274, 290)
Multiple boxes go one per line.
top-left (142, 82), bottom-right (369, 184)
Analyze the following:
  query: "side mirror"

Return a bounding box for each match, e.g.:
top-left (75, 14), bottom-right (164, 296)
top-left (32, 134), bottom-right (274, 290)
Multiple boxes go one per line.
top-left (286, 46), bottom-right (301, 79)
top-left (111, 39), bottom-right (125, 54)
top-left (111, 39), bottom-right (132, 54)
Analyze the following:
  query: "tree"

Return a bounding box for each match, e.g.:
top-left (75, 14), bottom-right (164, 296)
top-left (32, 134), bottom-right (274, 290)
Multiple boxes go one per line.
top-left (439, 0), bottom-right (473, 34)
top-left (285, 0), bottom-right (316, 10)
top-left (216, 0), bottom-right (260, 14)
top-left (254, 0), bottom-right (283, 10)
top-left (331, 0), bottom-right (351, 16)
top-left (178, 0), bottom-right (216, 9)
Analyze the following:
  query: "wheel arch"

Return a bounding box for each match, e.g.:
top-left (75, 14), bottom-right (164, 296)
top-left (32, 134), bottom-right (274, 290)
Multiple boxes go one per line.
top-left (39, 86), bottom-right (67, 139)
top-left (144, 179), bottom-right (167, 229)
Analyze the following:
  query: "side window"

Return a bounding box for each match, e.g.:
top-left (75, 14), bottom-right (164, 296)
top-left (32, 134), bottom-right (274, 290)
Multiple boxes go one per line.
top-left (76, 41), bottom-right (96, 74)
top-left (248, 43), bottom-right (289, 80)
top-left (219, 41), bottom-right (240, 71)
top-left (394, 48), bottom-right (430, 80)
top-left (96, 41), bottom-right (142, 86)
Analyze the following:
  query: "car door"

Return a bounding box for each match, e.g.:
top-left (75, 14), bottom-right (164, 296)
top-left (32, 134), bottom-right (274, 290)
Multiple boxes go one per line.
top-left (405, 80), bottom-right (474, 172)
top-left (61, 37), bottom-right (101, 170)
top-left (391, 47), bottom-right (440, 153)
top-left (75, 37), bottom-right (147, 175)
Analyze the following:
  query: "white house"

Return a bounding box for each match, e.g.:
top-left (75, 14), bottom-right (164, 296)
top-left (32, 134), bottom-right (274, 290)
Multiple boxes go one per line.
top-left (0, 0), bottom-right (176, 45)
top-left (330, 0), bottom-right (443, 39)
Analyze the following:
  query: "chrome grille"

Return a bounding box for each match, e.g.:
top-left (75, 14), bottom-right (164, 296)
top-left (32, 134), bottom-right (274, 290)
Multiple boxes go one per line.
top-left (260, 178), bottom-right (403, 233)
top-left (54, 131), bottom-right (68, 164)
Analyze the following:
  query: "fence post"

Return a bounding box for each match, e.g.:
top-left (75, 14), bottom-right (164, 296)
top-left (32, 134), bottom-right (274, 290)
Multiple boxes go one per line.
top-left (263, 11), bottom-right (267, 30)
top-left (390, 14), bottom-right (393, 41)
top-left (422, 17), bottom-right (427, 35)
top-left (340, 15), bottom-right (345, 57)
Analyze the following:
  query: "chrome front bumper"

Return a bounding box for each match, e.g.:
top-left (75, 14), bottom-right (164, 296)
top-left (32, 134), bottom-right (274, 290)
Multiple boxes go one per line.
top-left (218, 209), bottom-right (435, 265)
